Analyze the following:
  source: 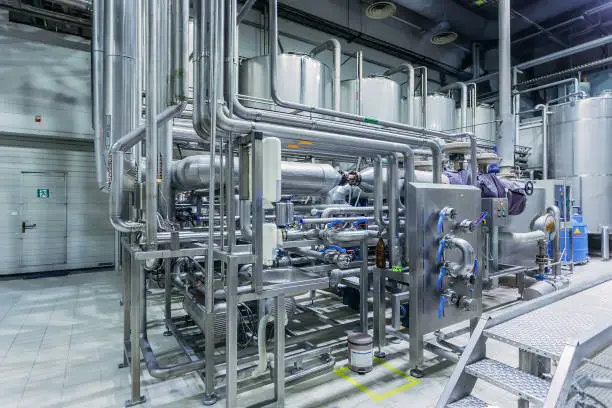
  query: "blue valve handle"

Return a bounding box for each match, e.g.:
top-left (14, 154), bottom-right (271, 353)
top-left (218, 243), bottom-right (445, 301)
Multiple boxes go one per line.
top-left (437, 212), bottom-right (445, 234)
top-left (325, 245), bottom-right (347, 254)
top-left (436, 267), bottom-right (446, 291)
top-left (473, 211), bottom-right (488, 227)
top-left (326, 219), bottom-right (345, 229)
top-left (473, 259), bottom-right (478, 277)
top-left (352, 218), bottom-right (369, 227)
top-left (438, 296), bottom-right (446, 319)
top-left (437, 239), bottom-right (446, 263)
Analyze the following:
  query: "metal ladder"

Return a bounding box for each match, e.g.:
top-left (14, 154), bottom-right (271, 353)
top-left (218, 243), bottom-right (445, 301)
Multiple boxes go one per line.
top-left (437, 275), bottom-right (612, 408)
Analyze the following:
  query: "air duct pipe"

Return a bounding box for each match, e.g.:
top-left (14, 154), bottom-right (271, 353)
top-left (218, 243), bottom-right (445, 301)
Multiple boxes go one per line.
top-left (499, 231), bottom-right (546, 243)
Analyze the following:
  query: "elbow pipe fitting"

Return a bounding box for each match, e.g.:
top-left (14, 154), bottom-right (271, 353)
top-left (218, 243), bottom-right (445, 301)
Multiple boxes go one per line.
top-left (442, 236), bottom-right (476, 279)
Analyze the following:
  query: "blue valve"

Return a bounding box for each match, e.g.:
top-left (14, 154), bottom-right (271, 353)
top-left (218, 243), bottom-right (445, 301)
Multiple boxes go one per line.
top-left (438, 296), bottom-right (446, 319)
top-left (326, 219), bottom-right (345, 229)
top-left (437, 239), bottom-right (446, 263)
top-left (473, 259), bottom-right (478, 277)
top-left (473, 212), bottom-right (488, 227)
top-left (437, 212), bottom-right (445, 234)
top-left (352, 218), bottom-right (369, 228)
top-left (436, 266), bottom-right (446, 291)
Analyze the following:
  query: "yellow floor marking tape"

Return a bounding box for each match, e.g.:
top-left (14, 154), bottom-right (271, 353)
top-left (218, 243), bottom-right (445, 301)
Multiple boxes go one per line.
top-left (333, 357), bottom-right (421, 402)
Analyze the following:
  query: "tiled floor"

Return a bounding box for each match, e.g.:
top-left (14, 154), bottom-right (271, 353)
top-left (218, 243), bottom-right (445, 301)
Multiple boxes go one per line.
top-left (0, 261), bottom-right (610, 408)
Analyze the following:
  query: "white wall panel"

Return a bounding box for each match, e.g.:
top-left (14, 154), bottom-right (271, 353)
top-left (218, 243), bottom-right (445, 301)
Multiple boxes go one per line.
top-left (0, 139), bottom-right (113, 275)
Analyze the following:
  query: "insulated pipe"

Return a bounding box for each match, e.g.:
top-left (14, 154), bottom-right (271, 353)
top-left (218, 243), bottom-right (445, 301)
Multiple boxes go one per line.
top-left (497, 0), bottom-right (514, 174)
top-left (383, 63), bottom-right (415, 125)
top-left (499, 231), bottom-right (546, 243)
top-left (309, 39), bottom-right (341, 111)
top-left (320, 229), bottom-right (378, 245)
top-left (171, 157), bottom-right (342, 194)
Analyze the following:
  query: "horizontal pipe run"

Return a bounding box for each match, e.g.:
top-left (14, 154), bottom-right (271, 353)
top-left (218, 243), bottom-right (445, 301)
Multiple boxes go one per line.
top-left (499, 231), bottom-right (546, 243)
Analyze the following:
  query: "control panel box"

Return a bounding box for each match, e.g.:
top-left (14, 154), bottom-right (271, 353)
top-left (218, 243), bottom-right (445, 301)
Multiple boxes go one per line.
top-left (481, 198), bottom-right (509, 228)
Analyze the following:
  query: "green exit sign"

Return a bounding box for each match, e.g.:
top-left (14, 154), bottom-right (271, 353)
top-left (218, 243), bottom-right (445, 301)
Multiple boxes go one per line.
top-left (36, 188), bottom-right (49, 198)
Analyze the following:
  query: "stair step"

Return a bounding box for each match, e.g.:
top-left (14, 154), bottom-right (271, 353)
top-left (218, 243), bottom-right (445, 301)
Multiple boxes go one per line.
top-left (446, 395), bottom-right (490, 408)
top-left (465, 358), bottom-right (550, 406)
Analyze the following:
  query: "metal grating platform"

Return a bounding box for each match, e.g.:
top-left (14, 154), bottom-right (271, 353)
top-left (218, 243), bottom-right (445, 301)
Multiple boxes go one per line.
top-left (465, 358), bottom-right (550, 405)
top-left (484, 281), bottom-right (612, 360)
top-left (570, 344), bottom-right (612, 407)
top-left (446, 395), bottom-right (491, 408)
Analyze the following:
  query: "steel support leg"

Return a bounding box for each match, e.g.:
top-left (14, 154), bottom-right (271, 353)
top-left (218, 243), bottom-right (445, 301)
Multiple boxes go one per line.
top-left (225, 258), bottom-right (238, 408)
top-left (203, 255), bottom-right (217, 406)
top-left (273, 295), bottom-right (286, 407)
top-left (120, 243), bottom-right (130, 368)
top-left (126, 254), bottom-right (146, 407)
top-left (518, 350), bottom-right (539, 408)
top-left (373, 267), bottom-right (386, 357)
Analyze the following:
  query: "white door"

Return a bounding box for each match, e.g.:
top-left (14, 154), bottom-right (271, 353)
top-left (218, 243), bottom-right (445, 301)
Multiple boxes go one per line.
top-left (20, 172), bottom-right (67, 267)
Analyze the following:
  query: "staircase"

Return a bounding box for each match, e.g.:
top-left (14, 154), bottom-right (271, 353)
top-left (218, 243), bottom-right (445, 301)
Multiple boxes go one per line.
top-left (437, 277), bottom-right (612, 408)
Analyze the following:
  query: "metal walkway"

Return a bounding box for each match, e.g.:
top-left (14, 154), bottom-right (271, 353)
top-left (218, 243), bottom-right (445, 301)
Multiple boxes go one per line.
top-left (437, 275), bottom-right (612, 408)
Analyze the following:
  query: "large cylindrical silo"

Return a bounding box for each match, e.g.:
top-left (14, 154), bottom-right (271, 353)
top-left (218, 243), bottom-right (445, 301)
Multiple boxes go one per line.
top-left (411, 93), bottom-right (456, 131)
top-left (548, 91), bottom-right (612, 233)
top-left (238, 53), bottom-right (332, 112)
top-left (456, 104), bottom-right (496, 142)
top-left (340, 75), bottom-right (401, 123)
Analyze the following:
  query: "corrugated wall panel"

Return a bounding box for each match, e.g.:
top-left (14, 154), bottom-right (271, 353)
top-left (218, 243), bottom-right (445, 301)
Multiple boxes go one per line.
top-left (0, 139), bottom-right (113, 275)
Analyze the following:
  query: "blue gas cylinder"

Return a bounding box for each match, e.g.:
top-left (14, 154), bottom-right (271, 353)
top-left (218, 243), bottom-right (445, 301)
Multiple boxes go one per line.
top-left (557, 211), bottom-right (589, 263)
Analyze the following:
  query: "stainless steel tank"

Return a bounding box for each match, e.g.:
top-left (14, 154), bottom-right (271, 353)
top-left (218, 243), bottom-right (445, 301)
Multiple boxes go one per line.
top-left (411, 93), bottom-right (456, 131)
top-left (519, 117), bottom-right (543, 170)
top-left (548, 91), bottom-right (612, 233)
top-left (238, 53), bottom-right (332, 112)
top-left (456, 104), bottom-right (496, 142)
top-left (340, 75), bottom-right (401, 123)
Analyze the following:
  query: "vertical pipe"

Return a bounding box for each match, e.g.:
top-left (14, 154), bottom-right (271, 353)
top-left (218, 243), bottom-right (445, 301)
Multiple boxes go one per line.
top-left (388, 154), bottom-right (399, 267)
top-left (145, 0), bottom-right (159, 248)
top-left (356, 51), bottom-right (363, 115)
top-left (92, 0), bottom-right (106, 190)
top-left (417, 67), bottom-right (428, 129)
top-left (472, 42), bottom-right (480, 79)
top-left (359, 239), bottom-right (369, 333)
top-left (204, 0), bottom-right (218, 402)
top-left (226, 0), bottom-right (237, 249)
top-left (498, 0), bottom-right (515, 174)
top-left (601, 226), bottom-right (610, 261)
top-left (121, 242), bottom-right (130, 367)
top-left (538, 104), bottom-right (549, 180)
